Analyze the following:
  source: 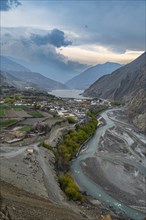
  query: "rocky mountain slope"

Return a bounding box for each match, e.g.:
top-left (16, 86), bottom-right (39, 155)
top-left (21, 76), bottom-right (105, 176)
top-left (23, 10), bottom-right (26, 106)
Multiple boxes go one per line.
top-left (0, 56), bottom-right (69, 90)
top-left (0, 181), bottom-right (83, 220)
top-left (128, 89), bottom-right (146, 133)
top-left (0, 71), bottom-right (21, 87)
top-left (83, 52), bottom-right (146, 101)
top-left (66, 62), bottom-right (122, 89)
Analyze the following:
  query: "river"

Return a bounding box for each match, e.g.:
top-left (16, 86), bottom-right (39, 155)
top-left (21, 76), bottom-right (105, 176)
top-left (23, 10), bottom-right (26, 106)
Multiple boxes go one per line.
top-left (71, 109), bottom-right (146, 220)
top-left (48, 89), bottom-right (90, 99)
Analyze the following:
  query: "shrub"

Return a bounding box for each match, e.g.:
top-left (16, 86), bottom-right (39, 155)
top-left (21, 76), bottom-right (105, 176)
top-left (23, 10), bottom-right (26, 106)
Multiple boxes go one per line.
top-left (67, 117), bottom-right (76, 124)
top-left (110, 100), bottom-right (125, 106)
top-left (100, 215), bottom-right (112, 220)
top-left (59, 173), bottom-right (83, 201)
top-left (41, 140), bottom-right (55, 154)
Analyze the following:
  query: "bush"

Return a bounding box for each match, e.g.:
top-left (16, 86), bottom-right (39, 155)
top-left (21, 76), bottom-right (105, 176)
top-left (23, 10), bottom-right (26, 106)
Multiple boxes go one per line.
top-left (59, 173), bottom-right (83, 201)
top-left (41, 140), bottom-right (55, 154)
top-left (100, 215), bottom-right (112, 220)
top-left (67, 117), bottom-right (76, 124)
top-left (110, 100), bottom-right (125, 106)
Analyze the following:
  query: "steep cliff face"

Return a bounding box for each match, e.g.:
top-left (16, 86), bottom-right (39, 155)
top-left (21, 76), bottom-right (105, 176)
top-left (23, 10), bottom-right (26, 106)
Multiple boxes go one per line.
top-left (83, 52), bottom-right (146, 101)
top-left (128, 89), bottom-right (146, 133)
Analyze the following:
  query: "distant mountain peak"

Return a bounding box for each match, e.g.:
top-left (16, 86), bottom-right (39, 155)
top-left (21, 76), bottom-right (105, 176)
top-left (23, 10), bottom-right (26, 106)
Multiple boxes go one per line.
top-left (66, 62), bottom-right (122, 89)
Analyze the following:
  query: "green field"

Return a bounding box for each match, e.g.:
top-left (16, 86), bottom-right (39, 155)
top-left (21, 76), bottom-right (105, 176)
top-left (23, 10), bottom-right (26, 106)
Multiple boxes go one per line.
top-left (0, 109), bottom-right (5, 117)
top-left (0, 105), bottom-right (10, 117)
top-left (29, 111), bottom-right (44, 118)
top-left (0, 119), bottom-right (17, 128)
top-left (19, 125), bottom-right (32, 132)
top-left (12, 105), bottom-right (27, 111)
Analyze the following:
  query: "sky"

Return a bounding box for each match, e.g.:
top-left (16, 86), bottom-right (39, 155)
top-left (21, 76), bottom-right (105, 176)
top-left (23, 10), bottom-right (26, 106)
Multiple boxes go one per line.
top-left (0, 0), bottom-right (145, 68)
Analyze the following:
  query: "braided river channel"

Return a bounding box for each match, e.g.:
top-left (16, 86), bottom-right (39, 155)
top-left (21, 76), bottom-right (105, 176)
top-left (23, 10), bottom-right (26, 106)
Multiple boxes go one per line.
top-left (71, 109), bottom-right (146, 220)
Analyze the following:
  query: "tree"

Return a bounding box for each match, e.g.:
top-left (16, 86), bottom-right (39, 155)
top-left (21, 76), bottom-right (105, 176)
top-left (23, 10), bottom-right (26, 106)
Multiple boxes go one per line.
top-left (67, 117), bottom-right (76, 124)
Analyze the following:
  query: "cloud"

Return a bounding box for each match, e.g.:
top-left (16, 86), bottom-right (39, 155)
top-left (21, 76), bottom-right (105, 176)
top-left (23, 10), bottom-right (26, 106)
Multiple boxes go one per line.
top-left (1, 33), bottom-right (64, 63)
top-left (0, 31), bottom-right (87, 82)
top-left (0, 0), bottom-right (21, 11)
top-left (1, 1), bottom-right (145, 53)
top-left (60, 45), bottom-right (144, 65)
top-left (30, 29), bottom-right (72, 48)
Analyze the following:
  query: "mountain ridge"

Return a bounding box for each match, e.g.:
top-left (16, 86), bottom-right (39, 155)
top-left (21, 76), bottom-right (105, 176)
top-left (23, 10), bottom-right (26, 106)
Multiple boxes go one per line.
top-left (0, 56), bottom-right (69, 90)
top-left (83, 52), bottom-right (146, 100)
top-left (66, 62), bottom-right (122, 89)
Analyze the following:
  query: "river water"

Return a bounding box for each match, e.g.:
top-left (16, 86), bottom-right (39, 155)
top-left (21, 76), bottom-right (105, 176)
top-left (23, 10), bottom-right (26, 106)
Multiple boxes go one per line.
top-left (71, 109), bottom-right (146, 220)
top-left (48, 89), bottom-right (89, 99)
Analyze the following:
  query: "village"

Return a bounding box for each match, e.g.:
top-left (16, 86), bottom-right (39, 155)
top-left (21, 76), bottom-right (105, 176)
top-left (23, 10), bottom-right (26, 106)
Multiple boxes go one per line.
top-left (0, 86), bottom-right (112, 147)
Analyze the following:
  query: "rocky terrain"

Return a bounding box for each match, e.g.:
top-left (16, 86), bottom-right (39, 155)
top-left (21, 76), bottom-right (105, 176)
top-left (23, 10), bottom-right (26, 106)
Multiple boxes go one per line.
top-left (0, 181), bottom-right (84, 220)
top-left (127, 89), bottom-right (146, 134)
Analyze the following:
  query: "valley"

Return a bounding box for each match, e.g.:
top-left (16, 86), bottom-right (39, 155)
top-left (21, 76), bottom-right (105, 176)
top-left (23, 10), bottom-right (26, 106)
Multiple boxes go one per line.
top-left (0, 92), bottom-right (145, 220)
top-left (71, 109), bottom-right (146, 220)
top-left (0, 4), bottom-right (145, 219)
top-left (0, 91), bottom-right (113, 219)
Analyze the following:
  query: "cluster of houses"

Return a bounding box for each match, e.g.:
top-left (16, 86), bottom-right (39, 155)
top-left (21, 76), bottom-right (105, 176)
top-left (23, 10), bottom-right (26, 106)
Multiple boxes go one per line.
top-left (0, 87), bottom-right (111, 123)
top-left (47, 98), bottom-right (111, 121)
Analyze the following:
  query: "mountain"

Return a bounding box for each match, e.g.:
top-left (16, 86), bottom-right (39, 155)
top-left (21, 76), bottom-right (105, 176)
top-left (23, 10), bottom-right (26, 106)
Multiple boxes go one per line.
top-left (83, 52), bottom-right (146, 100)
top-left (127, 89), bottom-right (146, 133)
top-left (0, 56), bottom-right (30, 72)
top-left (66, 62), bottom-right (122, 89)
top-left (0, 71), bottom-right (21, 87)
top-left (7, 56), bottom-right (88, 83)
top-left (0, 56), bottom-right (69, 90)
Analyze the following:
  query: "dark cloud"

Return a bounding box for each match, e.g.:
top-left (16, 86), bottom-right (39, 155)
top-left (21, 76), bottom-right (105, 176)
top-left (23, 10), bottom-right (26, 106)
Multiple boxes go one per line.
top-left (0, 0), bottom-right (21, 11)
top-left (30, 29), bottom-right (72, 48)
